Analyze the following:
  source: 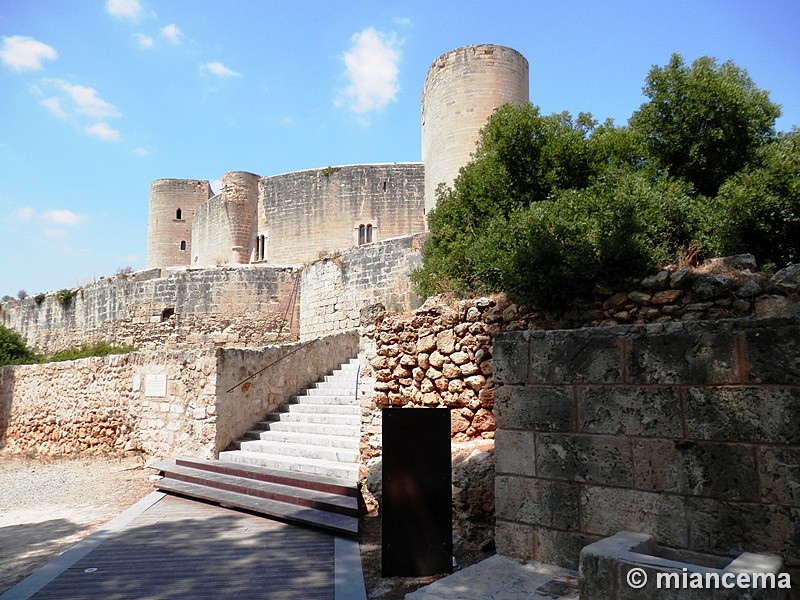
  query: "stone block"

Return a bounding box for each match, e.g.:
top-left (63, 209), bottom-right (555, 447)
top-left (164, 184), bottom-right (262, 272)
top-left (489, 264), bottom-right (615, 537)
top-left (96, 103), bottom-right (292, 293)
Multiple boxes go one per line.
top-left (494, 385), bottom-right (575, 432)
top-left (579, 387), bottom-right (683, 437)
top-left (528, 330), bottom-right (622, 385)
top-left (536, 433), bottom-right (633, 486)
top-left (686, 387), bottom-right (800, 444)
top-left (535, 528), bottom-right (594, 570)
top-left (628, 329), bottom-right (738, 384)
top-left (495, 475), bottom-right (579, 530)
top-left (494, 428), bottom-right (536, 477)
top-left (758, 447), bottom-right (800, 507)
top-left (633, 438), bottom-right (758, 501)
top-left (581, 486), bottom-right (689, 548)
top-left (492, 333), bottom-right (529, 385)
top-left (495, 519), bottom-right (535, 561)
top-left (745, 322), bottom-right (800, 384)
top-left (686, 498), bottom-right (800, 565)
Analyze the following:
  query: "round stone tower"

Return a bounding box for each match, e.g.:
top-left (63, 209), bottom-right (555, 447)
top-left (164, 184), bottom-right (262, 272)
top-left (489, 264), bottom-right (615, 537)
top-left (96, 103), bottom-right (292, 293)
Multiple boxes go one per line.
top-left (146, 179), bottom-right (212, 270)
top-left (421, 44), bottom-right (529, 215)
top-left (220, 171), bottom-right (259, 264)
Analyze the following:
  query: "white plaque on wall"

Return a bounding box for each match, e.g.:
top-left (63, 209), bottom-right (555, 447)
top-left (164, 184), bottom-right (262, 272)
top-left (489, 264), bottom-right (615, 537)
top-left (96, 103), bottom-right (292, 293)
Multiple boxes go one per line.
top-left (145, 373), bottom-right (168, 397)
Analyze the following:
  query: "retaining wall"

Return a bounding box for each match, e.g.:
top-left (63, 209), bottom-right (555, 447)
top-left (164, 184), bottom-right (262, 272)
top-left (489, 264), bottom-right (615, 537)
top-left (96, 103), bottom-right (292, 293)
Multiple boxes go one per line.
top-left (0, 331), bottom-right (359, 458)
top-left (1, 266), bottom-right (299, 354)
top-left (492, 317), bottom-right (800, 577)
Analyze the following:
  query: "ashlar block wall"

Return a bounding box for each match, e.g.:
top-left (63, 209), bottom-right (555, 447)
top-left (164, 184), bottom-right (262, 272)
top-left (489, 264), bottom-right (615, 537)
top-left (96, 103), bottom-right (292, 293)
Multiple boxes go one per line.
top-left (492, 317), bottom-right (800, 576)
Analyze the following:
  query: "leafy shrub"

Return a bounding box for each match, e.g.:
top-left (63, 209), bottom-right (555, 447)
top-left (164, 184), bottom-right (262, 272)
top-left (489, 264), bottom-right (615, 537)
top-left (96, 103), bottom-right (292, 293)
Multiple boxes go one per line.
top-left (713, 131), bottom-right (800, 268)
top-left (48, 341), bottom-right (136, 363)
top-left (56, 289), bottom-right (76, 306)
top-left (0, 324), bottom-right (40, 366)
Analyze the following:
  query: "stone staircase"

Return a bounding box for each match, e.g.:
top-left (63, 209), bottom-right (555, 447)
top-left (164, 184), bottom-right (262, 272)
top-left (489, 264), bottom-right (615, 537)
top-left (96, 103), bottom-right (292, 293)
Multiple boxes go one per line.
top-left (152, 357), bottom-right (362, 536)
top-left (219, 356), bottom-right (361, 481)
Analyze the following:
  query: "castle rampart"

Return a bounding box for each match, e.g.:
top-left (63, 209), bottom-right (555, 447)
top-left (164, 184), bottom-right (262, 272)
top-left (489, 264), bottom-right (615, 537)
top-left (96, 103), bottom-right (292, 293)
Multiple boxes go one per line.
top-left (1, 266), bottom-right (299, 354)
top-left (421, 44), bottom-right (530, 215)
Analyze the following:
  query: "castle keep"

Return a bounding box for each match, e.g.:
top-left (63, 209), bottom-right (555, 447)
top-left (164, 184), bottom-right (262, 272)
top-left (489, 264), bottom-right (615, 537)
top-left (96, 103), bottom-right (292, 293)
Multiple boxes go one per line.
top-left (146, 44), bottom-right (529, 272)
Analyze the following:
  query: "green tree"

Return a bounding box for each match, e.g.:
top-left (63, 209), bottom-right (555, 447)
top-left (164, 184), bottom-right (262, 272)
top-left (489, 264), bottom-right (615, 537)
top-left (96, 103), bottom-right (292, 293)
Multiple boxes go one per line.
top-left (630, 54), bottom-right (781, 197)
top-left (0, 324), bottom-right (39, 366)
top-left (714, 130), bottom-right (800, 267)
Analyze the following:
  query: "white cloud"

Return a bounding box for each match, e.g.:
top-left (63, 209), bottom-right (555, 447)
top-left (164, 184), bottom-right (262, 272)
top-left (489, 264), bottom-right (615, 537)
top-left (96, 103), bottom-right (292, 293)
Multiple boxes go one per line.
top-left (106, 0), bottom-right (143, 21)
top-left (86, 122), bottom-right (121, 142)
top-left (40, 97), bottom-right (68, 119)
top-left (43, 209), bottom-right (87, 226)
top-left (0, 36), bottom-right (58, 71)
top-left (135, 33), bottom-right (154, 49)
top-left (161, 24), bottom-right (183, 44)
top-left (45, 80), bottom-right (120, 119)
top-left (337, 28), bottom-right (400, 114)
top-left (393, 17), bottom-right (413, 27)
top-left (12, 207), bottom-right (35, 221)
top-left (202, 61), bottom-right (241, 78)
top-left (132, 146), bottom-right (152, 157)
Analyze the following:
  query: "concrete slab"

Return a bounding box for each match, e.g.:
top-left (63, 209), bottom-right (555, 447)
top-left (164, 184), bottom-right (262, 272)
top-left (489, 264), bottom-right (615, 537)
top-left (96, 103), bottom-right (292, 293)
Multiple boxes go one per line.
top-left (405, 554), bottom-right (578, 600)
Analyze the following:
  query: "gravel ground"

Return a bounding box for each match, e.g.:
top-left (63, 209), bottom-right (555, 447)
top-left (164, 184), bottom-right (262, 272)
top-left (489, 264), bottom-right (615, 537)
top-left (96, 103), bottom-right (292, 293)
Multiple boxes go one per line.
top-left (0, 453), bottom-right (154, 595)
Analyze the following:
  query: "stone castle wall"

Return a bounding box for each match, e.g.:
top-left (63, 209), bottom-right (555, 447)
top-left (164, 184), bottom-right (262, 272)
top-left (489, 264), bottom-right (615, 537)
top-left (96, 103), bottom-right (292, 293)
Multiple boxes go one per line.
top-left (0, 332), bottom-right (359, 458)
top-left (259, 164), bottom-right (426, 265)
top-left (492, 317), bottom-right (800, 577)
top-left (299, 233), bottom-right (427, 341)
top-left (1, 266), bottom-right (300, 354)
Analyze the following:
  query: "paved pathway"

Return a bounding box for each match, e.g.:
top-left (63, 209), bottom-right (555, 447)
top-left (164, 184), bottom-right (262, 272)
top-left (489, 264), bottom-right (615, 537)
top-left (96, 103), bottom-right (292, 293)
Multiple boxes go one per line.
top-left (1, 493), bottom-right (365, 600)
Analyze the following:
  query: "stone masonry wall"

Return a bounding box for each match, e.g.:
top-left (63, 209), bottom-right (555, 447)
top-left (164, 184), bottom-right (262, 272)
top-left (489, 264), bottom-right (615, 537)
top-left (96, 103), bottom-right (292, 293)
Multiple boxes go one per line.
top-left (0, 331), bottom-right (359, 459)
top-left (1, 266), bottom-right (299, 355)
top-left (260, 164), bottom-right (425, 266)
top-left (299, 233), bottom-right (426, 341)
top-left (492, 317), bottom-right (800, 579)
top-left (0, 349), bottom-right (219, 458)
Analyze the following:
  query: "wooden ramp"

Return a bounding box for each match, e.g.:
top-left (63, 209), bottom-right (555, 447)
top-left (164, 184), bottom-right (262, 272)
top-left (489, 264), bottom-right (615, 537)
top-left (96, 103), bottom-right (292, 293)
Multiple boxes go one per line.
top-left (0, 494), bottom-right (369, 600)
top-left (151, 457), bottom-right (359, 536)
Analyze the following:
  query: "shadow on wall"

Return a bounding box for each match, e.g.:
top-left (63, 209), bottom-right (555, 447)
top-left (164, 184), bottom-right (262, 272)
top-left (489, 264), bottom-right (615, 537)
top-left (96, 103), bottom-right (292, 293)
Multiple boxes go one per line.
top-left (0, 367), bottom-right (16, 451)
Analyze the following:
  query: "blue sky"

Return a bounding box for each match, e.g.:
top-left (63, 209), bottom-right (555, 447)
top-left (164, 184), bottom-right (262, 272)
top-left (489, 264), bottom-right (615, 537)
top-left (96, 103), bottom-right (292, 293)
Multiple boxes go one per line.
top-left (1, 0), bottom-right (798, 297)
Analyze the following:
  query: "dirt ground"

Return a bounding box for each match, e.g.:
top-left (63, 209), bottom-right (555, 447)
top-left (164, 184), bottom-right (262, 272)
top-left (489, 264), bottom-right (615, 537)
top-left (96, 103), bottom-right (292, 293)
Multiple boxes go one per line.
top-left (0, 453), bottom-right (154, 594)
top-left (0, 453), bottom-right (443, 599)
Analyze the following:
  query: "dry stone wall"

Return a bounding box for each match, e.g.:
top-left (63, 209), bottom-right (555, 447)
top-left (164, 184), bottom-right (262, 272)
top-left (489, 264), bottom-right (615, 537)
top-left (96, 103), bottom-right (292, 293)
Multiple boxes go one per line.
top-left (1, 266), bottom-right (299, 355)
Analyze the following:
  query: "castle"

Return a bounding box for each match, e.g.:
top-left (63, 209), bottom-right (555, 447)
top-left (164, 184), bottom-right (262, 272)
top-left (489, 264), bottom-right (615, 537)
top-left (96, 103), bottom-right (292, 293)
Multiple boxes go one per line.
top-left (146, 44), bottom-right (530, 272)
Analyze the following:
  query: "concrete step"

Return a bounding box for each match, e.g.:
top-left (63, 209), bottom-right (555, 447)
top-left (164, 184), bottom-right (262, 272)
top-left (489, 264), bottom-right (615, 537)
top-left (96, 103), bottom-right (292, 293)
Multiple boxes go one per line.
top-left (303, 387), bottom-right (357, 397)
top-left (243, 429), bottom-right (360, 449)
top-left (265, 412), bottom-right (360, 426)
top-left (152, 460), bottom-right (358, 516)
top-left (154, 477), bottom-right (358, 536)
top-left (218, 449), bottom-right (360, 481)
top-left (287, 394), bottom-right (358, 406)
top-left (286, 403), bottom-right (359, 416)
top-left (258, 420), bottom-right (360, 437)
top-left (238, 439), bottom-right (360, 463)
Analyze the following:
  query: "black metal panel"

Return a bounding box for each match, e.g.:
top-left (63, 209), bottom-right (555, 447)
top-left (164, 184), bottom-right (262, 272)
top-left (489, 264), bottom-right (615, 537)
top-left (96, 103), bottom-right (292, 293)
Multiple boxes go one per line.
top-left (381, 408), bottom-right (452, 577)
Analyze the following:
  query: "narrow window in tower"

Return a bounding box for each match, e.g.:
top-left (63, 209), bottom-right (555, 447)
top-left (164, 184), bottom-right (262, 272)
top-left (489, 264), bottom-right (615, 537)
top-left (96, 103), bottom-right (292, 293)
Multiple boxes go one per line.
top-left (366, 224), bottom-right (373, 243)
top-left (180, 240), bottom-right (187, 251)
top-left (176, 208), bottom-right (182, 220)
top-left (382, 181), bottom-right (387, 191)
top-left (358, 224), bottom-right (366, 246)
top-left (259, 235), bottom-right (266, 261)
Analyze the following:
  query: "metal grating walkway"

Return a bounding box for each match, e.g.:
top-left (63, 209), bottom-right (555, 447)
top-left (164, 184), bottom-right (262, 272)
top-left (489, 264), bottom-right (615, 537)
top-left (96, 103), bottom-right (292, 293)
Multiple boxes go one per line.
top-left (1, 493), bottom-right (365, 600)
